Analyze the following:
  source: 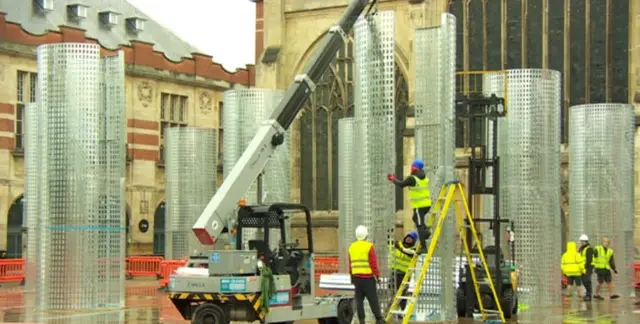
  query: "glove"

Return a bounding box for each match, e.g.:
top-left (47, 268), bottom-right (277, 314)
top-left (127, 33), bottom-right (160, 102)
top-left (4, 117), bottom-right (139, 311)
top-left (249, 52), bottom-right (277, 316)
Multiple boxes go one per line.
top-left (402, 248), bottom-right (416, 255)
top-left (613, 269), bottom-right (618, 274)
top-left (387, 174), bottom-right (396, 182)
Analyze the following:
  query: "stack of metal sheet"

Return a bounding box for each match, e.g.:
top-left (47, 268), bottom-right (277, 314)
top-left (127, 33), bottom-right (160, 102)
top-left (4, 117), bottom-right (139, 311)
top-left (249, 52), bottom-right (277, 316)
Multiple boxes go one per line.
top-left (165, 127), bottom-right (218, 259)
top-left (568, 103), bottom-right (635, 296)
top-left (25, 43), bottom-right (126, 313)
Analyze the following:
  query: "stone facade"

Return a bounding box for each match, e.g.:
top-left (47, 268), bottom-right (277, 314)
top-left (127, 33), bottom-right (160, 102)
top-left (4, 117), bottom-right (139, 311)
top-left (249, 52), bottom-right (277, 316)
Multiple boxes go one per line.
top-left (254, 0), bottom-right (640, 256)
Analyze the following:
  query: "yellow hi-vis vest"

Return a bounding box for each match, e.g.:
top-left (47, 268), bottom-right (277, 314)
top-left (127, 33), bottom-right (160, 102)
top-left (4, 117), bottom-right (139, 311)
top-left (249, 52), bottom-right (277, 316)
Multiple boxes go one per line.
top-left (409, 175), bottom-right (431, 208)
top-left (581, 245), bottom-right (592, 266)
top-left (392, 242), bottom-right (415, 273)
top-left (593, 246), bottom-right (613, 270)
top-left (349, 241), bottom-right (374, 275)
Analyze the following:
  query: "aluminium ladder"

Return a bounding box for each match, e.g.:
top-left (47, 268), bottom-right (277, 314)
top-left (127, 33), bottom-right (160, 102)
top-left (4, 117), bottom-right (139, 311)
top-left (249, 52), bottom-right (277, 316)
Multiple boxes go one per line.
top-left (384, 180), bottom-right (506, 324)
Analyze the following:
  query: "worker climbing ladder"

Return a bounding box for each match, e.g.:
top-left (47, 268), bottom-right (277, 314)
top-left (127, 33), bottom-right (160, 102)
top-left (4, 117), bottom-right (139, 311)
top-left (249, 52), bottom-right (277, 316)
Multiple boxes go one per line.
top-left (384, 180), bottom-right (506, 324)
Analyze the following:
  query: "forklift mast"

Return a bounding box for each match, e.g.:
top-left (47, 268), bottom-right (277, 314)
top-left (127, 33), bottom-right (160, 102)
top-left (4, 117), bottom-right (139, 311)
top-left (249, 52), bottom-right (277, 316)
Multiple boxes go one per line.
top-left (455, 92), bottom-right (507, 292)
top-left (192, 0), bottom-right (375, 245)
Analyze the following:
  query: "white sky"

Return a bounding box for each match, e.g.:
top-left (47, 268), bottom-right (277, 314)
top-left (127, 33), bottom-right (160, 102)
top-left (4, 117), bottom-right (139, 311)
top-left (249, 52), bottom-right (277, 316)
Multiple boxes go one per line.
top-left (125, 0), bottom-right (256, 71)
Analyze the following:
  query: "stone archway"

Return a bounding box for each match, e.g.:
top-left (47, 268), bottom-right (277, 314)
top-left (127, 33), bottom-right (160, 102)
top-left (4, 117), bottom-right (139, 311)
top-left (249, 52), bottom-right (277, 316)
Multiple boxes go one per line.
top-left (153, 201), bottom-right (166, 256)
top-left (6, 195), bottom-right (24, 258)
top-left (298, 38), bottom-right (410, 211)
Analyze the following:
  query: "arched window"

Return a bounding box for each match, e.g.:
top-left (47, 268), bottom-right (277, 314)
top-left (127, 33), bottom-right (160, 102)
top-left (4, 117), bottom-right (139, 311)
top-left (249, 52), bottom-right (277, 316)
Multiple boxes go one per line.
top-left (153, 202), bottom-right (166, 256)
top-left (7, 195), bottom-right (24, 258)
top-left (299, 40), bottom-right (410, 211)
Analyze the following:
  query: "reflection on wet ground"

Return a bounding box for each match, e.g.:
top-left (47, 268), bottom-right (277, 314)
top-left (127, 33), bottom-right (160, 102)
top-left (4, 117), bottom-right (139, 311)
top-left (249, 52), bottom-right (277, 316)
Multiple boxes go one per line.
top-left (0, 281), bottom-right (638, 323)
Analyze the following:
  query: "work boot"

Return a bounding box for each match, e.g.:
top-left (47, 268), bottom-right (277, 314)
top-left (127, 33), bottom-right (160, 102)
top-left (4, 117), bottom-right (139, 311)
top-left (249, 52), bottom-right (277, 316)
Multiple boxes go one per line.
top-left (594, 295), bottom-right (604, 300)
top-left (610, 294), bottom-right (620, 299)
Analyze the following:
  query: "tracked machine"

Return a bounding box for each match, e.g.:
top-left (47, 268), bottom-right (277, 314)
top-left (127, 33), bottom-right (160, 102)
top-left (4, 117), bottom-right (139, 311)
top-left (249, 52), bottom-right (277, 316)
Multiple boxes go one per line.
top-left (167, 1), bottom-right (379, 323)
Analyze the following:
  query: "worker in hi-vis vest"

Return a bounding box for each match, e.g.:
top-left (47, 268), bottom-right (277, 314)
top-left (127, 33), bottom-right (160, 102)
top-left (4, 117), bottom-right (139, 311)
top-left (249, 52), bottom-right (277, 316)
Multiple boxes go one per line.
top-left (388, 158), bottom-right (432, 253)
top-left (391, 231), bottom-right (418, 311)
top-left (578, 234), bottom-right (594, 301)
top-left (592, 237), bottom-right (619, 300)
top-left (348, 225), bottom-right (384, 324)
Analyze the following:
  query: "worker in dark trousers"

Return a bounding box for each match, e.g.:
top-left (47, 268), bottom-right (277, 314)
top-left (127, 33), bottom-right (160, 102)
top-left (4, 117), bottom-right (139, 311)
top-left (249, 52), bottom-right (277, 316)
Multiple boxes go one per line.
top-left (593, 237), bottom-right (620, 300)
top-left (578, 234), bottom-right (594, 301)
top-left (349, 225), bottom-right (384, 324)
top-left (391, 231), bottom-right (418, 311)
top-left (388, 158), bottom-right (432, 253)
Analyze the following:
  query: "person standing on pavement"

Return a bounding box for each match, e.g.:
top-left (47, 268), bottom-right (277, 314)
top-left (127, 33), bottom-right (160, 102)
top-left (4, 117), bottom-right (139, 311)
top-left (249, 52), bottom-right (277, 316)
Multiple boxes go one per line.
top-left (391, 231), bottom-right (418, 311)
top-left (593, 237), bottom-right (620, 300)
top-left (561, 241), bottom-right (585, 297)
top-left (349, 225), bottom-right (385, 324)
top-left (387, 158), bottom-right (432, 253)
top-left (578, 234), bottom-right (594, 301)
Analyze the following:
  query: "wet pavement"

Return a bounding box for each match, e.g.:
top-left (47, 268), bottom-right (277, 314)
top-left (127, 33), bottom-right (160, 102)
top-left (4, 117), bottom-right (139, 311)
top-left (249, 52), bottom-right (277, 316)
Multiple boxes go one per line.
top-left (0, 280), bottom-right (638, 323)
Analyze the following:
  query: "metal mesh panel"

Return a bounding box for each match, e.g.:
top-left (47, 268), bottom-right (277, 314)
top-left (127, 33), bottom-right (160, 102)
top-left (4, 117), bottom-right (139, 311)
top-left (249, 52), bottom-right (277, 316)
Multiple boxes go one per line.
top-left (354, 11), bottom-right (396, 316)
top-left (484, 69), bottom-right (562, 307)
top-left (24, 103), bottom-right (40, 294)
top-left (568, 103), bottom-right (635, 296)
top-left (338, 118), bottom-right (361, 272)
top-left (165, 127), bottom-right (218, 259)
top-left (222, 89), bottom-right (287, 249)
top-left (413, 13), bottom-right (457, 320)
top-left (27, 43), bottom-right (126, 310)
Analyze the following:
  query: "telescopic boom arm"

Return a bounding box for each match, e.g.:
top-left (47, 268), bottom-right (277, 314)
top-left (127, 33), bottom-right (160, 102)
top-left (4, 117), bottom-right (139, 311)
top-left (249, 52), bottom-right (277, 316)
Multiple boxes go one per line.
top-left (192, 0), bottom-right (373, 245)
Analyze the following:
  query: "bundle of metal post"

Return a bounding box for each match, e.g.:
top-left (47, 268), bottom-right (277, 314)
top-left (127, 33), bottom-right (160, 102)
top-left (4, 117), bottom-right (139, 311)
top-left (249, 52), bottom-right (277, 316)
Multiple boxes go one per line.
top-left (222, 89), bottom-right (288, 250)
top-left (25, 43), bottom-right (127, 311)
top-left (353, 10), bottom-right (396, 316)
top-left (568, 103), bottom-right (635, 296)
top-left (484, 69), bottom-right (562, 307)
top-left (412, 12), bottom-right (457, 321)
top-left (165, 127), bottom-right (217, 260)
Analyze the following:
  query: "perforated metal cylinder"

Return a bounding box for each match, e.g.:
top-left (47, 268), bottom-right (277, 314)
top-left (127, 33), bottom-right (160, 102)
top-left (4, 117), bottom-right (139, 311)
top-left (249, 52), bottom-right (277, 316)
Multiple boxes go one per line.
top-left (27, 43), bottom-right (126, 310)
top-left (484, 69), bottom-right (562, 307)
top-left (338, 118), bottom-right (359, 272)
top-left (165, 127), bottom-right (217, 259)
top-left (568, 103), bottom-right (635, 296)
top-left (222, 89), bottom-right (288, 249)
top-left (413, 12), bottom-right (457, 320)
top-left (24, 103), bottom-right (40, 294)
top-left (354, 11), bottom-right (396, 314)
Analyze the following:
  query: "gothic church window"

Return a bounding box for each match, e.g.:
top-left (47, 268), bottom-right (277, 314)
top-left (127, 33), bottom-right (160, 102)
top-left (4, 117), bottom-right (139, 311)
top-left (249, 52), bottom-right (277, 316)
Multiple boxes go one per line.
top-left (299, 39), bottom-right (409, 211)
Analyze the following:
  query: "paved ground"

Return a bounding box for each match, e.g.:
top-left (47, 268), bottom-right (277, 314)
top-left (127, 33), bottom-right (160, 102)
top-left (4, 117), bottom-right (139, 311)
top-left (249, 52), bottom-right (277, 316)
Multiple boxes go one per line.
top-left (0, 280), bottom-right (638, 323)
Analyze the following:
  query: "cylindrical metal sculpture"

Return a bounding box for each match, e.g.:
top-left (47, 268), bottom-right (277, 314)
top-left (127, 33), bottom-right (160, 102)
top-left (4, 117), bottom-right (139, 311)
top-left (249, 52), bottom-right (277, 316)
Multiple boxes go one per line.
top-left (484, 69), bottom-right (562, 307)
top-left (165, 127), bottom-right (218, 259)
top-left (25, 43), bottom-right (126, 311)
top-left (569, 103), bottom-right (635, 296)
top-left (222, 89), bottom-right (288, 250)
top-left (338, 118), bottom-right (360, 272)
top-left (413, 12), bottom-right (457, 320)
top-left (353, 11), bottom-right (396, 315)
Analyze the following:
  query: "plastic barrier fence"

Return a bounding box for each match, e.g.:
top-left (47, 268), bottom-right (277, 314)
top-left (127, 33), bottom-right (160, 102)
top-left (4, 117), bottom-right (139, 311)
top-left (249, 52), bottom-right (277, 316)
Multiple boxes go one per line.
top-left (0, 258), bottom-right (24, 283)
top-left (159, 259), bottom-right (188, 288)
top-left (125, 256), bottom-right (164, 279)
top-left (314, 256), bottom-right (339, 279)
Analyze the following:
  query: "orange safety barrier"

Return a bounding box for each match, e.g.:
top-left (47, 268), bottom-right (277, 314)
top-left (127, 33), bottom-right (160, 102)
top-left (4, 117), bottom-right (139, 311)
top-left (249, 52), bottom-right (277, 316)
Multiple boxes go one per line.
top-left (126, 256), bottom-right (164, 279)
top-left (159, 259), bottom-right (188, 288)
top-left (0, 258), bottom-right (25, 283)
top-left (314, 256), bottom-right (339, 279)
top-left (634, 262), bottom-right (640, 288)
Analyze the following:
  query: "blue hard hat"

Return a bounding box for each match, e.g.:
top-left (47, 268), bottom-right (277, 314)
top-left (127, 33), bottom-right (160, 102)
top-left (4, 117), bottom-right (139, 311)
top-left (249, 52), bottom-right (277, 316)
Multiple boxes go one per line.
top-left (412, 159), bottom-right (424, 169)
top-left (406, 232), bottom-right (418, 241)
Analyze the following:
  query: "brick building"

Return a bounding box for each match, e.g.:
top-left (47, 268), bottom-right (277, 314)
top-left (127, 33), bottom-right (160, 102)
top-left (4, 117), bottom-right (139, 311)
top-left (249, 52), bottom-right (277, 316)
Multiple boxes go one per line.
top-left (0, 0), bottom-right (254, 257)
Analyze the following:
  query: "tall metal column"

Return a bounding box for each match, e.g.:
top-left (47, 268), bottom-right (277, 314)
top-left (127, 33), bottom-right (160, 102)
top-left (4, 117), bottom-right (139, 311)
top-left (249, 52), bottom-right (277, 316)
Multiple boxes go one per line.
top-left (353, 10), bottom-right (396, 315)
top-left (412, 12), bottom-right (457, 321)
top-left (25, 43), bottom-right (126, 312)
top-left (165, 127), bottom-right (218, 259)
top-left (484, 69), bottom-right (562, 307)
top-left (568, 103), bottom-right (635, 296)
top-left (222, 89), bottom-right (288, 249)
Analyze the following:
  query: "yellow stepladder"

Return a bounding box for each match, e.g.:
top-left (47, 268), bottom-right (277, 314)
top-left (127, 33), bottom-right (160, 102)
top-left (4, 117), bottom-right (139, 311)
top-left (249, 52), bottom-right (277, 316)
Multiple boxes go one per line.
top-left (384, 180), bottom-right (506, 324)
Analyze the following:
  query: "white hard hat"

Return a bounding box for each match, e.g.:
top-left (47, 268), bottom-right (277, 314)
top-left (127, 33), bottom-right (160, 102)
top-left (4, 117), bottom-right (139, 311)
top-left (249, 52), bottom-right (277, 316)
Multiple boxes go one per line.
top-left (579, 234), bottom-right (589, 241)
top-left (355, 225), bottom-right (368, 240)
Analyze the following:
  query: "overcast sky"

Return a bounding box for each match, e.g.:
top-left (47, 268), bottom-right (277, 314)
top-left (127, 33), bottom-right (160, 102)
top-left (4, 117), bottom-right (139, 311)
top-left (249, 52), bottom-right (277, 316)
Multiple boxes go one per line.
top-left (126, 0), bottom-right (256, 71)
